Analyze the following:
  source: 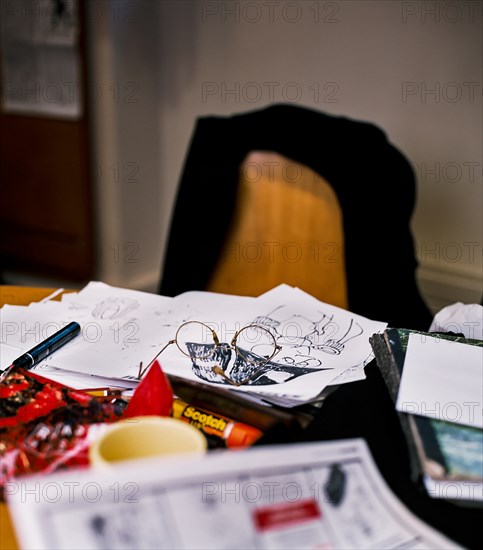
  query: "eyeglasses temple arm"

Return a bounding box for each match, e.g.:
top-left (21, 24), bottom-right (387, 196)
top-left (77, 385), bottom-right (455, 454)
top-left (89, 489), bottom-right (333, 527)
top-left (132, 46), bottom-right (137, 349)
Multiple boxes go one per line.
top-left (211, 330), bottom-right (220, 346)
top-left (138, 339), bottom-right (176, 379)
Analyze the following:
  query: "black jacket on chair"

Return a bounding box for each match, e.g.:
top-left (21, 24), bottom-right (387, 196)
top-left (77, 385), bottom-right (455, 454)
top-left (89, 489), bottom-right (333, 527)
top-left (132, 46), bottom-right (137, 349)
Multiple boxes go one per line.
top-left (160, 104), bottom-right (432, 331)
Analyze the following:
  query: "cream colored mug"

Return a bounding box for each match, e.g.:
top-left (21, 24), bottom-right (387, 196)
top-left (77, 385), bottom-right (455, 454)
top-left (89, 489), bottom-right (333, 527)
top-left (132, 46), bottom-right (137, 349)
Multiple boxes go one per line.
top-left (89, 416), bottom-right (207, 467)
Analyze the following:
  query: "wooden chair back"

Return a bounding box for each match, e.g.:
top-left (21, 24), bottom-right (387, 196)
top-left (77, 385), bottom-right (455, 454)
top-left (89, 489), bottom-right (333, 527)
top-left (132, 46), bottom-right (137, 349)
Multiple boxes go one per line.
top-left (206, 151), bottom-right (348, 309)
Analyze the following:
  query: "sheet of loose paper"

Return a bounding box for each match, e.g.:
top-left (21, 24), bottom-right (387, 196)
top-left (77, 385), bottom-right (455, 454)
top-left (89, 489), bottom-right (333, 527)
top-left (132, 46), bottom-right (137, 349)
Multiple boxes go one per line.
top-left (0, 282), bottom-right (386, 404)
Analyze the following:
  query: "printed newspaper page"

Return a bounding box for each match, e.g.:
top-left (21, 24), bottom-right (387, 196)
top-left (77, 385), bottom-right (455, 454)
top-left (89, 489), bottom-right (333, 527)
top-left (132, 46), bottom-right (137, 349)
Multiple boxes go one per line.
top-left (8, 439), bottom-right (459, 549)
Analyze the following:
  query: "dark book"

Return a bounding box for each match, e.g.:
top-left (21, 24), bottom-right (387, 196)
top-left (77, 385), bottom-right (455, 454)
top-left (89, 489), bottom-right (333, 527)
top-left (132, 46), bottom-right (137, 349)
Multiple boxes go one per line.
top-left (369, 328), bottom-right (483, 505)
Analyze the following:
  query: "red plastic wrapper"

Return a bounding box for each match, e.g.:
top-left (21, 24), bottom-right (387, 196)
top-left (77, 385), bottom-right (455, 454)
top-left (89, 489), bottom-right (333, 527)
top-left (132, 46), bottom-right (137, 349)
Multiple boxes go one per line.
top-left (0, 368), bottom-right (128, 502)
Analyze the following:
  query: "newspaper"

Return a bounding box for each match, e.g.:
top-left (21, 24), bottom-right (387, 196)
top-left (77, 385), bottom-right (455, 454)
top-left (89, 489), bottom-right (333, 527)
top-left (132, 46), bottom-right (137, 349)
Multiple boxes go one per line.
top-left (7, 439), bottom-right (458, 549)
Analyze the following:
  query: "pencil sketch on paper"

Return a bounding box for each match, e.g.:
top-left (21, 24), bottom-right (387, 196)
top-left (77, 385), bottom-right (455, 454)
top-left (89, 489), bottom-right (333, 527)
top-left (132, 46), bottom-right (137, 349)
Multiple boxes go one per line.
top-left (187, 341), bottom-right (326, 387)
top-left (253, 305), bottom-right (364, 358)
top-left (91, 298), bottom-right (139, 320)
top-left (159, 304), bottom-right (366, 387)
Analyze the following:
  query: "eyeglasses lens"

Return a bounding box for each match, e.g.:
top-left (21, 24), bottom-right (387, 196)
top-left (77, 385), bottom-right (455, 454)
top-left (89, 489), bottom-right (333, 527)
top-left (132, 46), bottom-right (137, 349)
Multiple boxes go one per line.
top-left (175, 321), bottom-right (217, 359)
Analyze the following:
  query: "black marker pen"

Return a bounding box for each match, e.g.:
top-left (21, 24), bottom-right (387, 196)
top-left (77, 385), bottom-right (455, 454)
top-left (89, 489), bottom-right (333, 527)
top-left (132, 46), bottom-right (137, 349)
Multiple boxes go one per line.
top-left (1, 321), bottom-right (81, 381)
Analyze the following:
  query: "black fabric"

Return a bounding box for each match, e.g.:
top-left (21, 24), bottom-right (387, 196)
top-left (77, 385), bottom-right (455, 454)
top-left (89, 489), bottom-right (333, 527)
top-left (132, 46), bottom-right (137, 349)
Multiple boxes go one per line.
top-left (256, 361), bottom-right (483, 549)
top-left (160, 104), bottom-right (432, 331)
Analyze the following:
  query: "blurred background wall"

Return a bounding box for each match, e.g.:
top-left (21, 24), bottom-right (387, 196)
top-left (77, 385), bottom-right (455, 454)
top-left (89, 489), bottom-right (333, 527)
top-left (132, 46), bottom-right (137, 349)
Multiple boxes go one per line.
top-left (2, 0), bottom-right (482, 314)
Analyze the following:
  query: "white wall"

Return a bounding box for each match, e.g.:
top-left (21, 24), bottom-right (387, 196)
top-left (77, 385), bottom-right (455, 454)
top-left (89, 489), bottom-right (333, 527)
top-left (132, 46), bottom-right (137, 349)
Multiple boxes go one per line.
top-left (89, 0), bottom-right (482, 311)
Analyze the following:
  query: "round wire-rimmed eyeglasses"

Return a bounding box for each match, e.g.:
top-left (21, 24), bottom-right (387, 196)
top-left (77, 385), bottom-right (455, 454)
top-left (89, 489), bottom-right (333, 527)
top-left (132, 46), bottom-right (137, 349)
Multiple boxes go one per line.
top-left (138, 320), bottom-right (282, 386)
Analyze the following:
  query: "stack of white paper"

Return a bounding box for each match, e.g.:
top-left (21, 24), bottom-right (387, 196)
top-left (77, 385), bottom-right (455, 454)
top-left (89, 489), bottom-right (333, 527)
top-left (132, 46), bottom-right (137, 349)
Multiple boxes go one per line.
top-left (0, 282), bottom-right (387, 406)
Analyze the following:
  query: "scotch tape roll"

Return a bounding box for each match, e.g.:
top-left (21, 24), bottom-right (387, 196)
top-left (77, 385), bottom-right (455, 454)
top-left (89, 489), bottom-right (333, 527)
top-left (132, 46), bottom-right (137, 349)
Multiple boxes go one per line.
top-left (89, 416), bottom-right (207, 467)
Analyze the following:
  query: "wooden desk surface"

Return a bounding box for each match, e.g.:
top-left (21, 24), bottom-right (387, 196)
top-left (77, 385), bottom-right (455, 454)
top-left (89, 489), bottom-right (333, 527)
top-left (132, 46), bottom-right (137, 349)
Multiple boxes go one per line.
top-left (0, 286), bottom-right (61, 308)
top-left (0, 286), bottom-right (63, 550)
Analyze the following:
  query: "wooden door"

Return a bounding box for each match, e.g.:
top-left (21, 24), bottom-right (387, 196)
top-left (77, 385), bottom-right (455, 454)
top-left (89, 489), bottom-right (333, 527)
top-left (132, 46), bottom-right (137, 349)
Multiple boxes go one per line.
top-left (0, 0), bottom-right (94, 282)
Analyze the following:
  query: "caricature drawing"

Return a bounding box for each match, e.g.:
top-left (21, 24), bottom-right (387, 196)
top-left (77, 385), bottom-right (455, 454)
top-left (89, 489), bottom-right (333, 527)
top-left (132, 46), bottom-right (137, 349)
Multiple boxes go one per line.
top-left (139, 303), bottom-right (366, 388)
top-left (253, 305), bottom-right (364, 356)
